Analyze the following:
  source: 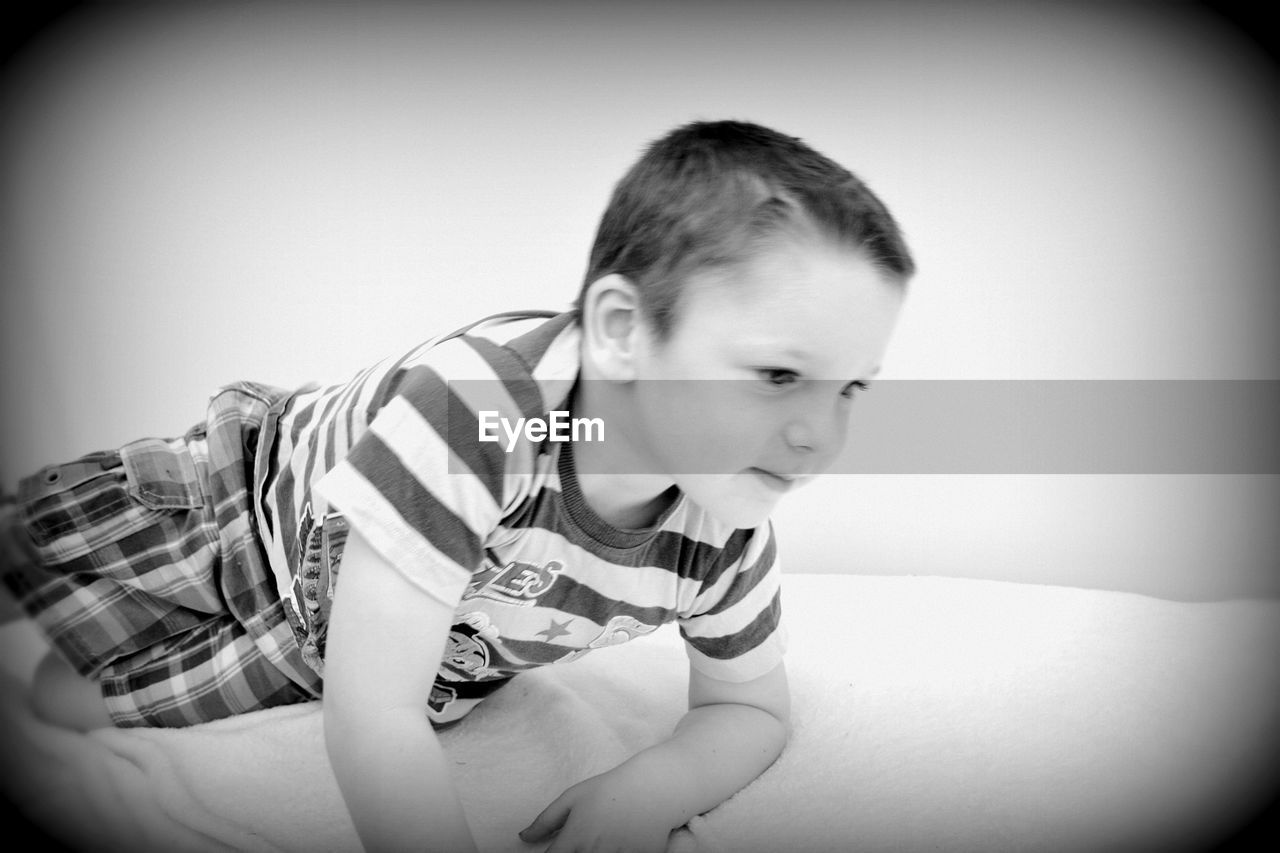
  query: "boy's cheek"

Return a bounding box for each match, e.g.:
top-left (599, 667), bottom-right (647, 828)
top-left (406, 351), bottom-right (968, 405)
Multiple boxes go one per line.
top-left (813, 430), bottom-right (851, 475)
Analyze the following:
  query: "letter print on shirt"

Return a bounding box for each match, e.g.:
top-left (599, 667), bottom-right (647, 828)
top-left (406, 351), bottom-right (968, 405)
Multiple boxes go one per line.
top-left (467, 554), bottom-right (565, 605)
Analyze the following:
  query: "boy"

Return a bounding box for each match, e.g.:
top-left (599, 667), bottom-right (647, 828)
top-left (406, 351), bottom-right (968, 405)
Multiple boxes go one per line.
top-left (1, 120), bottom-right (914, 852)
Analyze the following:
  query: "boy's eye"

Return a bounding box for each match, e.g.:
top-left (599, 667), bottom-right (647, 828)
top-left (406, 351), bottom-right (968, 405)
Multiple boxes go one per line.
top-left (841, 380), bottom-right (870, 399)
top-left (756, 368), bottom-right (799, 388)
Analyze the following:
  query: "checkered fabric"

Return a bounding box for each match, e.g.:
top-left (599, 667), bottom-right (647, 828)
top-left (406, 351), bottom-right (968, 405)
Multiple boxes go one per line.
top-left (0, 383), bottom-right (321, 727)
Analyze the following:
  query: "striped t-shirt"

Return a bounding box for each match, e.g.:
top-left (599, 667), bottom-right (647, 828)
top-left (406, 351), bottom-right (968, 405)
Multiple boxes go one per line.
top-left (253, 311), bottom-right (786, 723)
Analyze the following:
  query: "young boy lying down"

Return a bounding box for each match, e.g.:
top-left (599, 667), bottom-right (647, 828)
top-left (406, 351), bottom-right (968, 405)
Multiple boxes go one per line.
top-left (1, 119), bottom-right (913, 852)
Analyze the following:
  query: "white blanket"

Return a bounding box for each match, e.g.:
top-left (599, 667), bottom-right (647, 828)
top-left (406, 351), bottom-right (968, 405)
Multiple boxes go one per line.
top-left (3, 574), bottom-right (1277, 852)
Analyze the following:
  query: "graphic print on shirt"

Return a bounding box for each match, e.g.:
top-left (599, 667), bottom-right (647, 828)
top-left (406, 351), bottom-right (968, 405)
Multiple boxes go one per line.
top-left (548, 614), bottom-right (663, 667)
top-left (454, 549), bottom-right (670, 669)
top-left (283, 502), bottom-right (317, 640)
top-left (428, 683), bottom-right (458, 716)
top-left (285, 503), bottom-right (349, 671)
top-left (588, 614), bottom-right (658, 648)
top-left (439, 611), bottom-right (505, 681)
top-left (537, 618), bottom-right (574, 642)
top-left (466, 553), bottom-right (565, 606)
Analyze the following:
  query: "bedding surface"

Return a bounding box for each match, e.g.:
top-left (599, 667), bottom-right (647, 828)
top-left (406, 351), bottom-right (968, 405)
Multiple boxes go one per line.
top-left (3, 573), bottom-right (1277, 852)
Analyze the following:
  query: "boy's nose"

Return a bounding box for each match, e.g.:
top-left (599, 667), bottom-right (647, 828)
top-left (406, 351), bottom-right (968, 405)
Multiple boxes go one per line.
top-left (783, 406), bottom-right (847, 458)
top-left (783, 420), bottom-right (815, 452)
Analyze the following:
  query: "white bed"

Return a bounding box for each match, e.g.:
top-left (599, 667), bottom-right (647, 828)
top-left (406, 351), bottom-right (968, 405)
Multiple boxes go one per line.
top-left (2, 573), bottom-right (1277, 852)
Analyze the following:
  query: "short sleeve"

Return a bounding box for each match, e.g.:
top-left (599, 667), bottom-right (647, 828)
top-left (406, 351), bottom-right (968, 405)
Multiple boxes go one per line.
top-left (314, 338), bottom-right (541, 608)
top-left (678, 523), bottom-right (788, 683)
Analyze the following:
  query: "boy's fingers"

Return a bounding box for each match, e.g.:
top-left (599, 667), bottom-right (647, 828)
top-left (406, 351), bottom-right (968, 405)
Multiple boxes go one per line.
top-left (519, 794), bottom-right (572, 843)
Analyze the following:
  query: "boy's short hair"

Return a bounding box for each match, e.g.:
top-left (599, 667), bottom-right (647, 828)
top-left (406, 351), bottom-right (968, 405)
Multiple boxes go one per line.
top-left (577, 119), bottom-right (916, 340)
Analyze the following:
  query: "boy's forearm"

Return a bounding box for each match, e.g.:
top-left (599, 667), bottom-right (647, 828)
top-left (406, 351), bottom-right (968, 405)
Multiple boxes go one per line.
top-left (620, 701), bottom-right (789, 827)
top-left (326, 708), bottom-right (478, 853)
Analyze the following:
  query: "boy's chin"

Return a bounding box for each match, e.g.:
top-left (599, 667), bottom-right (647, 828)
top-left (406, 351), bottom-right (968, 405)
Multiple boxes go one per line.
top-left (682, 487), bottom-right (780, 530)
top-left (712, 507), bottom-right (776, 530)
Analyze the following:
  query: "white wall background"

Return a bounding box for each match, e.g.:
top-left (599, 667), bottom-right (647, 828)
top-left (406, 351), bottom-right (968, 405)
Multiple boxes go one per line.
top-left (2, 1), bottom-right (1276, 600)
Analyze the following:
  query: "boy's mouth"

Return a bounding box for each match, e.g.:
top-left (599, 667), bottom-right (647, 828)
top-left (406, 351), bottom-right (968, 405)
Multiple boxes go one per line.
top-left (748, 467), bottom-right (799, 492)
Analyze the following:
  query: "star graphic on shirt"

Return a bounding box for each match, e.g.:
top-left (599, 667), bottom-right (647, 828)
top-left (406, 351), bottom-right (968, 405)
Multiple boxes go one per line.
top-left (536, 618), bottom-right (573, 642)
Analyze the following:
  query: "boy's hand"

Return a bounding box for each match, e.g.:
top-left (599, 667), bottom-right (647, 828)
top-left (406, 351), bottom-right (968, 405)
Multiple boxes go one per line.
top-left (519, 763), bottom-right (683, 853)
top-left (520, 661), bottom-right (790, 852)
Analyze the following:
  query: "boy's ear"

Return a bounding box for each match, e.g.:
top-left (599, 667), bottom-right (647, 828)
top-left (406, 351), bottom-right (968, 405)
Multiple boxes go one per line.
top-left (581, 274), bottom-right (644, 382)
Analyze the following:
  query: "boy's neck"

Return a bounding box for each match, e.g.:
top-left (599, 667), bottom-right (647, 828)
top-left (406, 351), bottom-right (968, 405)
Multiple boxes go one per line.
top-left (568, 378), bottom-right (677, 531)
top-left (573, 469), bottom-right (678, 531)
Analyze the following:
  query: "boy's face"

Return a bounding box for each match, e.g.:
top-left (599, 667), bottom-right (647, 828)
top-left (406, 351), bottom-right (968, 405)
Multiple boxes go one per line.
top-left (623, 235), bottom-right (905, 529)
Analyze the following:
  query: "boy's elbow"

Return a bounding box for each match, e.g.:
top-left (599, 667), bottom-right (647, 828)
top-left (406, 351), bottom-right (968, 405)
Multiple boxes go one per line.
top-left (743, 662), bottom-right (793, 735)
top-left (689, 659), bottom-right (792, 729)
top-left (773, 703), bottom-right (792, 740)
top-left (744, 667), bottom-right (792, 753)
top-left (749, 689), bottom-right (790, 741)
top-left (766, 673), bottom-right (792, 732)
top-left (764, 703), bottom-right (791, 755)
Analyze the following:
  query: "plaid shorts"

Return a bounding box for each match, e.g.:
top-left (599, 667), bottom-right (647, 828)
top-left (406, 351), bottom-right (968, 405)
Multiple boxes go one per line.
top-left (0, 383), bottom-right (322, 727)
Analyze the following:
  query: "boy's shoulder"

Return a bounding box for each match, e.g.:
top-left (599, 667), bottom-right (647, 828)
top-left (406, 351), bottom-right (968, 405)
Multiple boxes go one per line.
top-left (394, 310), bottom-right (581, 473)
top-left (424, 310), bottom-right (579, 382)
top-left (460, 310), bottom-right (579, 371)
top-left (383, 310), bottom-right (581, 422)
top-left (448, 310), bottom-right (581, 415)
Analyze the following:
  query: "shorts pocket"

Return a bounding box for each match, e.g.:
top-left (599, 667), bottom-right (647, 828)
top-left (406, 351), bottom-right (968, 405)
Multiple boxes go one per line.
top-left (17, 450), bottom-right (129, 546)
top-left (119, 437), bottom-right (205, 511)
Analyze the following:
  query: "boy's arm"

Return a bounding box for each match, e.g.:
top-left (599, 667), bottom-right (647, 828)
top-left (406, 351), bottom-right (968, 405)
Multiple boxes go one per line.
top-left (520, 659), bottom-right (790, 852)
top-left (322, 527), bottom-right (477, 853)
